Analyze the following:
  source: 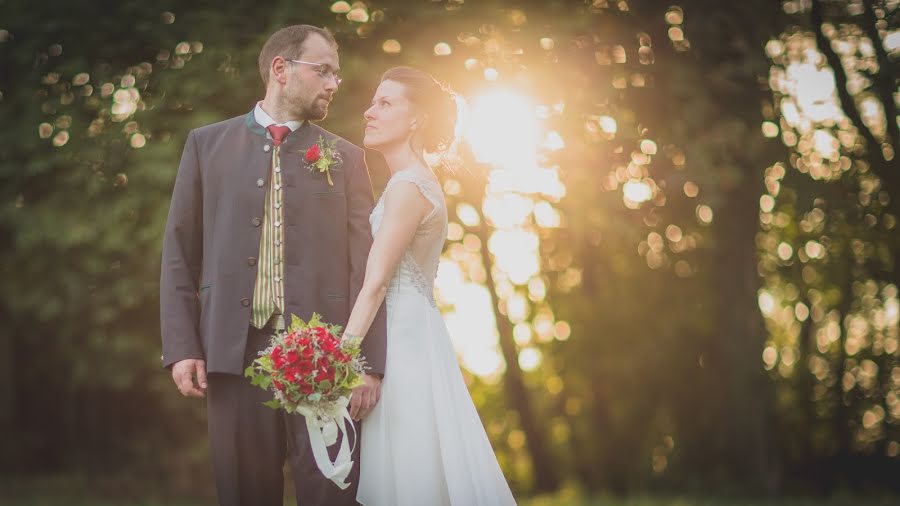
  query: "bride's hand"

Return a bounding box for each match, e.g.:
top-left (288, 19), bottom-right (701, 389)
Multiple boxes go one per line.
top-left (349, 373), bottom-right (382, 421)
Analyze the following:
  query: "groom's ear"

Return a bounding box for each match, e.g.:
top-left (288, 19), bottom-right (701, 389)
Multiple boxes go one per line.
top-left (270, 57), bottom-right (288, 85)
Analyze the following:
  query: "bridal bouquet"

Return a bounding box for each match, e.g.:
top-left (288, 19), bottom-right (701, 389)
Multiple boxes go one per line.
top-left (245, 313), bottom-right (366, 489)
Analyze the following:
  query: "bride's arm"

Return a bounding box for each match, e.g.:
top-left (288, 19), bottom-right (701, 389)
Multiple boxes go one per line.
top-left (343, 181), bottom-right (431, 341)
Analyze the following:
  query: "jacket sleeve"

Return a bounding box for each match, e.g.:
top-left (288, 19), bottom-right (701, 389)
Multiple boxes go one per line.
top-left (160, 130), bottom-right (205, 370)
top-left (344, 147), bottom-right (388, 376)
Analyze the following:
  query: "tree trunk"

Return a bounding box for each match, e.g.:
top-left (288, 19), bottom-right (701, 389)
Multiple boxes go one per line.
top-left (0, 325), bottom-right (14, 469)
top-left (452, 166), bottom-right (559, 491)
top-left (714, 177), bottom-right (781, 494)
top-left (656, 0), bottom-right (789, 493)
top-left (471, 218), bottom-right (560, 492)
top-left (0, 221), bottom-right (15, 470)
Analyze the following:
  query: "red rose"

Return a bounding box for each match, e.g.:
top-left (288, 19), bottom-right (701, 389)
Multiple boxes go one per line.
top-left (298, 360), bottom-right (314, 375)
top-left (305, 144), bottom-right (321, 163)
top-left (273, 380), bottom-right (284, 391)
top-left (286, 350), bottom-right (300, 364)
top-left (315, 365), bottom-right (336, 383)
top-left (271, 346), bottom-right (287, 370)
top-left (300, 382), bottom-right (315, 395)
top-left (321, 337), bottom-right (338, 353)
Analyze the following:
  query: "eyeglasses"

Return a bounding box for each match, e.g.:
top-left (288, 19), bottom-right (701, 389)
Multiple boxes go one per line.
top-left (286, 59), bottom-right (342, 86)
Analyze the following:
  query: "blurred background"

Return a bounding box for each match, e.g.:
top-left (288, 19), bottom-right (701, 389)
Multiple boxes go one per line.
top-left (1, 0), bottom-right (899, 504)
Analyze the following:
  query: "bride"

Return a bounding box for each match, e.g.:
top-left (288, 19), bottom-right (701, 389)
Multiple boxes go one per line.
top-left (340, 66), bottom-right (518, 505)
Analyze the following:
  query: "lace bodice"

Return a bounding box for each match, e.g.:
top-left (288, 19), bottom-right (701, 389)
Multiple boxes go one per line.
top-left (369, 167), bottom-right (448, 307)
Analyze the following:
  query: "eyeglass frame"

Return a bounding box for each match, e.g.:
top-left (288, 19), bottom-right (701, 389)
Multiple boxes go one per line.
top-left (284, 58), bottom-right (342, 86)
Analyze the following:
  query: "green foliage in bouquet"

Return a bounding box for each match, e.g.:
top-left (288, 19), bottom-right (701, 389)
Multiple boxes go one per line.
top-left (244, 313), bottom-right (366, 414)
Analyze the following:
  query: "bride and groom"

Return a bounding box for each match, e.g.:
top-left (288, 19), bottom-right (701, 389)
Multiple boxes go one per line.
top-left (160, 24), bottom-right (517, 506)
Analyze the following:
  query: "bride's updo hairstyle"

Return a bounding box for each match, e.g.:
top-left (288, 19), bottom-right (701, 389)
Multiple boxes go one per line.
top-left (380, 66), bottom-right (457, 153)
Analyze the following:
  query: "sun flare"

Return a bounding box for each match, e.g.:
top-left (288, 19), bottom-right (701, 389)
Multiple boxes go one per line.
top-left (435, 88), bottom-right (569, 378)
top-left (463, 89), bottom-right (540, 170)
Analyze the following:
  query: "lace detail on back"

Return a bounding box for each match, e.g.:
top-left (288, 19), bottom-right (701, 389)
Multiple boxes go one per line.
top-left (369, 168), bottom-right (448, 307)
top-left (400, 251), bottom-right (438, 307)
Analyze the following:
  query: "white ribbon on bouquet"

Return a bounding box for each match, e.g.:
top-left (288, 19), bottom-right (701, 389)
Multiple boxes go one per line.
top-left (296, 396), bottom-right (357, 489)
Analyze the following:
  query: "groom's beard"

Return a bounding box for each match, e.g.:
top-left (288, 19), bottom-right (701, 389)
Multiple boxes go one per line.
top-left (278, 91), bottom-right (329, 122)
top-left (302, 95), bottom-right (331, 121)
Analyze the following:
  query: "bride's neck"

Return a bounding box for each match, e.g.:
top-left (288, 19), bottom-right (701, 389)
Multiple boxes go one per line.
top-left (381, 143), bottom-right (425, 175)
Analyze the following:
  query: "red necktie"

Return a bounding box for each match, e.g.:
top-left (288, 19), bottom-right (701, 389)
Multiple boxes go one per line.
top-left (266, 125), bottom-right (291, 146)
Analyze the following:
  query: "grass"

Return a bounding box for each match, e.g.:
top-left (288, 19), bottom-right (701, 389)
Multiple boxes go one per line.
top-left (4, 496), bottom-right (900, 506)
top-left (2, 476), bottom-right (898, 506)
top-left (522, 492), bottom-right (900, 506)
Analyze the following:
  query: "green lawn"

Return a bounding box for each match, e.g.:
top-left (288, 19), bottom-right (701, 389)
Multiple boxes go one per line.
top-left (4, 494), bottom-right (899, 506)
top-left (523, 494), bottom-right (900, 506)
top-left (2, 476), bottom-right (898, 506)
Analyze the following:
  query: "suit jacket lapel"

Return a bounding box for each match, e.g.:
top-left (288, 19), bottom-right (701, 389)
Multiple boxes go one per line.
top-left (281, 121), bottom-right (316, 152)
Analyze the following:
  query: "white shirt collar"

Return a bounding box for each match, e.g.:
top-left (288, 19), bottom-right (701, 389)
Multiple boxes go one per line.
top-left (254, 102), bottom-right (303, 133)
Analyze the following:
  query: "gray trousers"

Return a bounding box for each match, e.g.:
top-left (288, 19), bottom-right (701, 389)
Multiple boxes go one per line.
top-left (206, 325), bottom-right (361, 506)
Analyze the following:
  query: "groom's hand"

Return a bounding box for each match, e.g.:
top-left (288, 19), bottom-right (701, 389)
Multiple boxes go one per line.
top-left (349, 373), bottom-right (382, 421)
top-left (171, 359), bottom-right (208, 398)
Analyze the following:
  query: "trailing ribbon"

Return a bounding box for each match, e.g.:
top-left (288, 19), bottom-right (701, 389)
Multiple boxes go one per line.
top-left (296, 396), bottom-right (357, 489)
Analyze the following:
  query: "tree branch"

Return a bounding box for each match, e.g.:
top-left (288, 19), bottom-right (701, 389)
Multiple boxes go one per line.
top-left (810, 0), bottom-right (883, 157)
top-left (861, 0), bottom-right (900, 151)
top-left (812, 0), bottom-right (900, 286)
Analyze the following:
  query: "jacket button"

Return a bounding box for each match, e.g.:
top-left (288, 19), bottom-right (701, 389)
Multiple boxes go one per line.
top-left (247, 257), bottom-right (257, 266)
top-left (256, 178), bottom-right (265, 188)
top-left (251, 217), bottom-right (261, 227)
top-left (240, 298), bottom-right (250, 307)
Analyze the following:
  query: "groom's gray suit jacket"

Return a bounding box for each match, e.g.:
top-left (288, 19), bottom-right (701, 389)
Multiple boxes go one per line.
top-left (160, 109), bottom-right (387, 376)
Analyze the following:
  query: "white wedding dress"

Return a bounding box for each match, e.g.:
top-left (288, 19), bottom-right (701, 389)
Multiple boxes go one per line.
top-left (357, 167), bottom-right (517, 506)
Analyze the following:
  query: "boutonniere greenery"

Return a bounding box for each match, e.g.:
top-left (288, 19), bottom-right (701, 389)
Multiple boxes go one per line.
top-left (304, 136), bottom-right (341, 186)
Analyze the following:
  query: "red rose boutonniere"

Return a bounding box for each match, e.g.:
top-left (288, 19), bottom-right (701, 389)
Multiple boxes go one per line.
top-left (304, 136), bottom-right (341, 186)
top-left (305, 144), bottom-right (321, 163)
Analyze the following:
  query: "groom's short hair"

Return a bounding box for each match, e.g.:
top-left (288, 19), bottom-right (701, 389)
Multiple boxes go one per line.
top-left (259, 25), bottom-right (337, 86)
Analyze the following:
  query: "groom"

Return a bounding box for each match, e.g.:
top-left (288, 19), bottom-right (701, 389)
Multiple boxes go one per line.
top-left (160, 25), bottom-right (387, 506)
